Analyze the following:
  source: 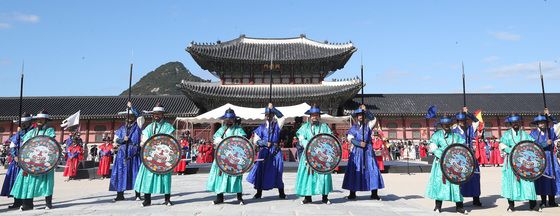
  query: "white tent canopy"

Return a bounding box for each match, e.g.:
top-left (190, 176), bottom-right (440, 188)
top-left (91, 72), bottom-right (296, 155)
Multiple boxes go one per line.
top-left (175, 103), bottom-right (352, 125)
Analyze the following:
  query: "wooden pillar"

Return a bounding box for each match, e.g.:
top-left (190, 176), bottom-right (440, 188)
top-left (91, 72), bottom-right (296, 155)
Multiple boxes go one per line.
top-left (85, 119), bottom-right (91, 143)
top-left (9, 121), bottom-right (14, 136)
top-left (425, 118), bottom-right (431, 139)
top-left (59, 125), bottom-right (65, 143)
top-left (401, 115), bottom-right (407, 140)
top-left (377, 117), bottom-right (383, 130)
top-left (496, 116), bottom-right (502, 137)
top-left (111, 119), bottom-right (116, 138)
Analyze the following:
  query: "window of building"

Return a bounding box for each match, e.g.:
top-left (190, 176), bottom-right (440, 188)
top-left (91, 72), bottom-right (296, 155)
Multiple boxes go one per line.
top-left (94, 125), bottom-right (107, 142)
top-left (386, 122), bottom-right (398, 139)
top-left (410, 123), bottom-right (422, 128)
top-left (484, 122), bottom-right (493, 128)
top-left (0, 127), bottom-right (4, 133)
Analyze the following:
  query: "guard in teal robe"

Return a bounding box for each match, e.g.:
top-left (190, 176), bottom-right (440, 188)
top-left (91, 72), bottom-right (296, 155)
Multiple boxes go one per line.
top-left (10, 110), bottom-right (57, 211)
top-left (499, 114), bottom-right (539, 212)
top-left (134, 103), bottom-right (176, 207)
top-left (295, 105), bottom-right (334, 205)
top-left (207, 108), bottom-right (248, 205)
top-left (425, 116), bottom-right (467, 214)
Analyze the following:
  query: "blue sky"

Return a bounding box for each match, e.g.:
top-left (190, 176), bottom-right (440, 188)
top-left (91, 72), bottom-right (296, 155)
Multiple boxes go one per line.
top-left (1, 1), bottom-right (559, 97)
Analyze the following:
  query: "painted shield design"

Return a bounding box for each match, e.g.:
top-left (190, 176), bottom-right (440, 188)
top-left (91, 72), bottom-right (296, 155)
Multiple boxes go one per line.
top-left (305, 133), bottom-right (342, 174)
top-left (141, 134), bottom-right (181, 174)
top-left (215, 136), bottom-right (255, 176)
top-left (509, 140), bottom-right (547, 181)
top-left (440, 143), bottom-right (476, 184)
top-left (18, 135), bottom-right (62, 176)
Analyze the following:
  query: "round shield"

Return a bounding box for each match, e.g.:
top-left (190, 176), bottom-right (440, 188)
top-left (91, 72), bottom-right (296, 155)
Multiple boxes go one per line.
top-left (440, 143), bottom-right (476, 184)
top-left (215, 136), bottom-right (255, 176)
top-left (305, 133), bottom-right (342, 174)
top-left (17, 135), bottom-right (62, 176)
top-left (141, 134), bottom-right (181, 174)
top-left (509, 140), bottom-right (547, 181)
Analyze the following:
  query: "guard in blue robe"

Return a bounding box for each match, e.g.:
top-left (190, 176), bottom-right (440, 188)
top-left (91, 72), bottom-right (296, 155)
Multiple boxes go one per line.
top-left (452, 109), bottom-right (482, 206)
top-left (342, 105), bottom-right (384, 200)
top-left (246, 103), bottom-right (287, 199)
top-left (1, 113), bottom-right (31, 210)
top-left (109, 103), bottom-right (143, 201)
top-left (530, 111), bottom-right (560, 208)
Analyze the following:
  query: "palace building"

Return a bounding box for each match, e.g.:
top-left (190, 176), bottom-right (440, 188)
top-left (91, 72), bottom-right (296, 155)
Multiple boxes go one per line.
top-left (179, 34), bottom-right (360, 114)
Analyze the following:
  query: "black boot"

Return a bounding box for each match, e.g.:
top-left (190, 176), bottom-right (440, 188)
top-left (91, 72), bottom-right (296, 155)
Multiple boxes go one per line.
top-left (237, 193), bottom-right (244, 205)
top-left (135, 191), bottom-right (143, 201)
top-left (346, 191), bottom-right (357, 200)
top-left (213, 193), bottom-right (224, 205)
top-left (434, 200), bottom-right (442, 213)
top-left (371, 189), bottom-right (380, 200)
top-left (113, 192), bottom-right (125, 202)
top-left (541, 195), bottom-right (548, 208)
top-left (20, 199), bottom-right (34, 211)
top-left (507, 200), bottom-right (515, 212)
top-left (322, 195), bottom-right (331, 205)
top-left (141, 194), bottom-right (151, 207)
top-left (8, 198), bottom-right (22, 209)
top-left (163, 194), bottom-right (172, 206)
top-left (301, 196), bottom-right (312, 205)
top-left (549, 195), bottom-right (558, 207)
top-left (278, 188), bottom-right (286, 199)
top-left (472, 196), bottom-right (482, 207)
top-left (45, 196), bottom-right (53, 210)
top-left (456, 202), bottom-right (467, 214)
top-left (530, 200), bottom-right (542, 212)
top-left (253, 189), bottom-right (262, 199)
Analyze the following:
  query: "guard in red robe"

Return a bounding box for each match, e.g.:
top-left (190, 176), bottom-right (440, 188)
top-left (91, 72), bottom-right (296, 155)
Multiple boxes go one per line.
top-left (341, 139), bottom-right (350, 160)
top-left (196, 143), bottom-right (205, 163)
top-left (474, 138), bottom-right (488, 166)
top-left (489, 139), bottom-right (503, 166)
top-left (372, 131), bottom-right (385, 171)
top-left (174, 136), bottom-right (189, 174)
top-left (203, 142), bottom-right (214, 163)
top-left (97, 136), bottom-right (113, 178)
top-left (419, 143), bottom-right (428, 158)
top-left (63, 132), bottom-right (84, 180)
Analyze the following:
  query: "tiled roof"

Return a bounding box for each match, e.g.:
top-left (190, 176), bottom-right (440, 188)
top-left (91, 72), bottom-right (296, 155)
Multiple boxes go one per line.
top-left (0, 95), bottom-right (199, 121)
top-left (187, 35), bottom-right (356, 77)
top-left (346, 93), bottom-right (560, 116)
top-left (177, 79), bottom-right (362, 111)
top-left (188, 35), bottom-right (355, 63)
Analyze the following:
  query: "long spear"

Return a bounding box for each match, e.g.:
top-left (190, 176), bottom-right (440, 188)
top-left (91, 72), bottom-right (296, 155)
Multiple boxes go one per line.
top-left (461, 62), bottom-right (471, 148)
top-left (540, 61), bottom-right (556, 178)
top-left (18, 62), bottom-right (24, 130)
top-left (462, 61), bottom-right (466, 108)
top-left (124, 62), bottom-right (133, 163)
top-left (540, 62), bottom-right (547, 109)
top-left (361, 56), bottom-right (366, 171)
top-left (16, 62), bottom-right (24, 154)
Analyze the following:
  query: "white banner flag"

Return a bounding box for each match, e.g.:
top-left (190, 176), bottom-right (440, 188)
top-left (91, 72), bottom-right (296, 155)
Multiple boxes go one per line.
top-left (61, 110), bottom-right (80, 129)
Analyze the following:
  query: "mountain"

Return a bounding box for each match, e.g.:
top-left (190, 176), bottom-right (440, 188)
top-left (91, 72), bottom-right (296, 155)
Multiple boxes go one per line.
top-left (120, 61), bottom-right (205, 96)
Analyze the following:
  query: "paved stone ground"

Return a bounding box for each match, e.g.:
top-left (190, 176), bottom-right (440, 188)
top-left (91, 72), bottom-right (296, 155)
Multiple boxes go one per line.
top-left (1, 166), bottom-right (559, 216)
